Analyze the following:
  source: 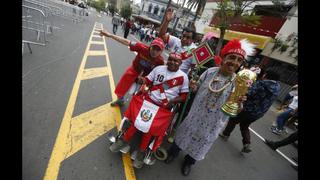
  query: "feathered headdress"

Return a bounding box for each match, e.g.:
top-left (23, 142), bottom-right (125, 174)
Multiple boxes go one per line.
top-left (220, 39), bottom-right (255, 59)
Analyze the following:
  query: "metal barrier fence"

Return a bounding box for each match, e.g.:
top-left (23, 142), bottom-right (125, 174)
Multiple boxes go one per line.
top-left (22, 5), bottom-right (47, 54)
top-left (23, 0), bottom-right (62, 34)
top-left (22, 0), bottom-right (88, 54)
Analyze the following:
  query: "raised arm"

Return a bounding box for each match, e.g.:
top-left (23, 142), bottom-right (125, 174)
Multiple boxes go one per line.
top-left (158, 7), bottom-right (175, 43)
top-left (99, 29), bottom-right (130, 46)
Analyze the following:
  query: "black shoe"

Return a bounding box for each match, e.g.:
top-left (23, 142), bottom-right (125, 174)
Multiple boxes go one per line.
top-left (164, 154), bottom-right (175, 164)
top-left (219, 133), bottom-right (229, 141)
top-left (265, 140), bottom-right (277, 150)
top-left (181, 161), bottom-right (192, 176)
top-left (111, 99), bottom-right (124, 107)
top-left (241, 144), bottom-right (252, 153)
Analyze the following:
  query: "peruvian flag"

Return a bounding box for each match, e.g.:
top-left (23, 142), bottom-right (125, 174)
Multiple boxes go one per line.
top-left (124, 95), bottom-right (173, 136)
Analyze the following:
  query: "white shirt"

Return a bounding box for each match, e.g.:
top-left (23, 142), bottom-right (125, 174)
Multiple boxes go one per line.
top-left (289, 89), bottom-right (298, 96)
top-left (250, 66), bottom-right (261, 75)
top-left (289, 96), bottom-right (298, 110)
top-left (167, 34), bottom-right (197, 73)
top-left (146, 65), bottom-right (189, 105)
top-left (146, 29), bottom-right (152, 36)
top-left (140, 28), bottom-right (145, 34)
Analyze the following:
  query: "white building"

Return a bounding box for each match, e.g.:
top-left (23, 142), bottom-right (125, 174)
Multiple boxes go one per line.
top-left (261, 5), bottom-right (298, 66)
top-left (137, 0), bottom-right (196, 32)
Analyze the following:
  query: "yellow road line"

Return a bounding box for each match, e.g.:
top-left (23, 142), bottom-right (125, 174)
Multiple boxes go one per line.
top-left (91, 41), bottom-right (105, 45)
top-left (64, 103), bottom-right (117, 159)
top-left (88, 50), bottom-right (105, 56)
top-left (92, 34), bottom-right (102, 38)
top-left (43, 23), bottom-right (98, 180)
top-left (81, 67), bottom-right (109, 80)
top-left (44, 22), bottom-right (136, 180)
top-left (101, 25), bottom-right (137, 180)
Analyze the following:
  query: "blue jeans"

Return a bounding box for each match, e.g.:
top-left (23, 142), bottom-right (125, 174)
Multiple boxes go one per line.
top-left (277, 108), bottom-right (294, 130)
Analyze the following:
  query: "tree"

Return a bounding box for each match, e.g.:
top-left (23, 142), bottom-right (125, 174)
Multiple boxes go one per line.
top-left (120, 3), bottom-right (132, 19)
top-left (90, 0), bottom-right (106, 12)
top-left (186, 0), bottom-right (207, 23)
top-left (108, 4), bottom-right (117, 16)
top-left (214, 0), bottom-right (261, 55)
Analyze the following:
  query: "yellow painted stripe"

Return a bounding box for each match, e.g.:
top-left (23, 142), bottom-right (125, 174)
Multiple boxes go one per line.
top-left (91, 41), bottom-right (105, 45)
top-left (64, 103), bottom-right (116, 159)
top-left (43, 23), bottom-right (98, 180)
top-left (81, 67), bottom-right (109, 80)
top-left (92, 34), bottom-right (102, 38)
top-left (101, 28), bottom-right (137, 180)
top-left (88, 51), bottom-right (105, 56)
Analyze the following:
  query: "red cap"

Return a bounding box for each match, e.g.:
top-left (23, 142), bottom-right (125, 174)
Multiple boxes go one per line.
top-left (169, 52), bottom-right (182, 61)
top-left (150, 38), bottom-right (165, 50)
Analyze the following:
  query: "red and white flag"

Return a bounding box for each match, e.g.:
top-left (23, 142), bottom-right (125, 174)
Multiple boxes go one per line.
top-left (124, 95), bottom-right (173, 136)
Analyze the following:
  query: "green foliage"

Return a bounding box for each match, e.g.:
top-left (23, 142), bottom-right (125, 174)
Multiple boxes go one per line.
top-left (90, 0), bottom-right (106, 12)
top-left (279, 44), bottom-right (289, 54)
top-left (120, 3), bottom-right (132, 19)
top-left (108, 4), bottom-right (117, 15)
top-left (271, 38), bottom-right (283, 52)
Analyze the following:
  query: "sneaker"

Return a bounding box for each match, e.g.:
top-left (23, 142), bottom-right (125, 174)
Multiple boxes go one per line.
top-left (219, 133), bottom-right (229, 141)
top-left (133, 150), bottom-right (145, 169)
top-left (241, 144), bottom-right (252, 153)
top-left (271, 128), bottom-right (282, 135)
top-left (111, 99), bottom-right (124, 107)
top-left (265, 139), bottom-right (277, 150)
top-left (109, 138), bottom-right (129, 152)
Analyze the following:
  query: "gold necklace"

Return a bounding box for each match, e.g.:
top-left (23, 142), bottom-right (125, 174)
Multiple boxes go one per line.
top-left (208, 72), bottom-right (235, 93)
top-left (206, 71), bottom-right (235, 111)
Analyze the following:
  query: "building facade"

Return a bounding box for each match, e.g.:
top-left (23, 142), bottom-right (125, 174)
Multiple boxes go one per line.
top-left (136, 0), bottom-right (196, 32)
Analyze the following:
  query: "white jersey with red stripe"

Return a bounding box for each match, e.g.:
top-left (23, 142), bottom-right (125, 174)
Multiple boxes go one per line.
top-left (167, 34), bottom-right (197, 73)
top-left (146, 65), bottom-right (189, 106)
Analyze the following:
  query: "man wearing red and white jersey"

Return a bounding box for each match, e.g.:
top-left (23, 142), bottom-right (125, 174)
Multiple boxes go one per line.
top-left (144, 56), bottom-right (189, 109)
top-left (109, 53), bottom-right (189, 168)
top-left (158, 8), bottom-right (197, 74)
top-left (99, 29), bottom-right (165, 106)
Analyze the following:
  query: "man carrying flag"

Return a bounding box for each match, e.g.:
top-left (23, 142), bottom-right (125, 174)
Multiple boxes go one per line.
top-left (109, 53), bottom-right (189, 168)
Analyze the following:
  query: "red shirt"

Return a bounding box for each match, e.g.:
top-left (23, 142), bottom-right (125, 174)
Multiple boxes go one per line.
top-left (129, 41), bottom-right (164, 76)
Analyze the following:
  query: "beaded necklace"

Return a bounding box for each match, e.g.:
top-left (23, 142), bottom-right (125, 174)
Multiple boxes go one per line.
top-left (205, 69), bottom-right (235, 112)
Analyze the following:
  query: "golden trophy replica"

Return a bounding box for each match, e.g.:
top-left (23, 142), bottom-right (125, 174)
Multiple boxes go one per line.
top-left (221, 69), bottom-right (257, 117)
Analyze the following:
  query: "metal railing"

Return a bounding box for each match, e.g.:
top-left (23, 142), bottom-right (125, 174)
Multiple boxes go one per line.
top-left (22, 0), bottom-right (88, 54)
top-left (22, 5), bottom-right (47, 54)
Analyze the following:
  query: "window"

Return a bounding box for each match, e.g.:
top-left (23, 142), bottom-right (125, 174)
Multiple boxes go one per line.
top-left (161, 7), bottom-right (165, 14)
top-left (154, 5), bottom-right (159, 15)
top-left (148, 4), bottom-right (153, 13)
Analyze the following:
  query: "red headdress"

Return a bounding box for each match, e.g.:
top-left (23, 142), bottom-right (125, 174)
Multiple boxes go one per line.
top-left (220, 39), bottom-right (255, 59)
